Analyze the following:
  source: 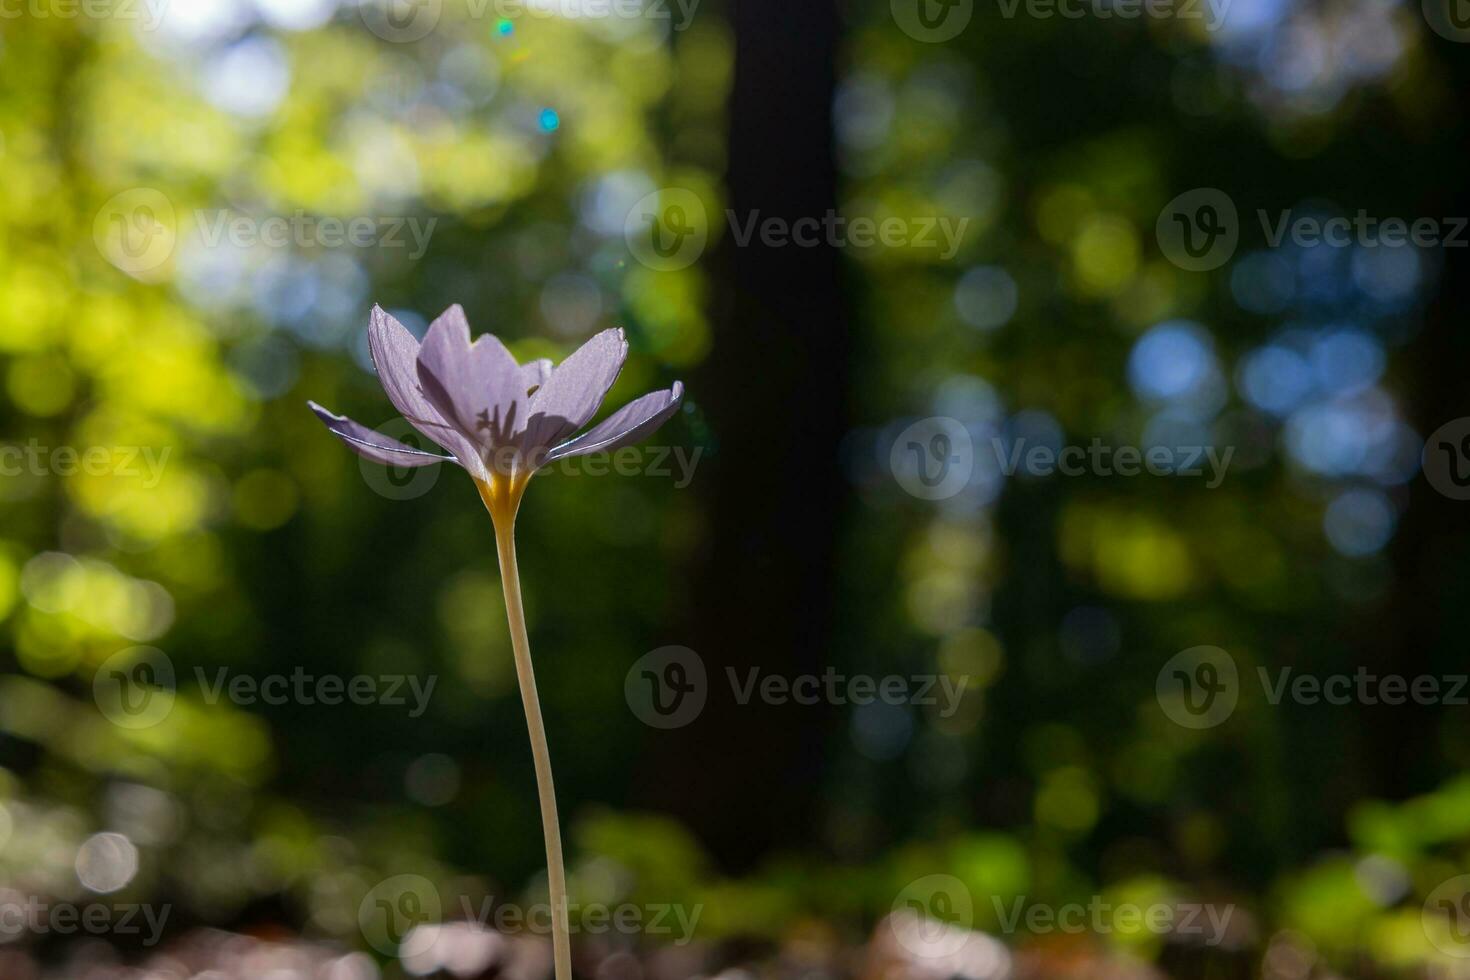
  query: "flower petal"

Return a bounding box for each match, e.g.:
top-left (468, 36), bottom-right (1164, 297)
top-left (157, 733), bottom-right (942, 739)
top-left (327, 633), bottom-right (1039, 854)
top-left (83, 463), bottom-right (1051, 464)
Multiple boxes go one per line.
top-left (368, 305), bottom-right (486, 478)
top-left (520, 358), bottom-right (553, 393)
top-left (522, 328), bottom-right (628, 455)
top-left (415, 304), bottom-right (523, 458)
top-left (309, 401), bottom-right (456, 468)
top-left (547, 381), bottom-right (684, 462)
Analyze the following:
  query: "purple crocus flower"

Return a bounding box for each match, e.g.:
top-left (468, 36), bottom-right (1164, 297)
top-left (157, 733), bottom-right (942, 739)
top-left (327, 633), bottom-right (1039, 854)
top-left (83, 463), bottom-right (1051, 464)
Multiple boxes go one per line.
top-left (309, 304), bottom-right (684, 513)
top-left (309, 303), bottom-right (683, 980)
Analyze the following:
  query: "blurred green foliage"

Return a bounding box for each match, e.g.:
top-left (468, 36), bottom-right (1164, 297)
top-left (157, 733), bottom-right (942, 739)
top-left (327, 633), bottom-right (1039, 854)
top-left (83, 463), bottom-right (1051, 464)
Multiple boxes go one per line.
top-left (1, 0), bottom-right (1469, 976)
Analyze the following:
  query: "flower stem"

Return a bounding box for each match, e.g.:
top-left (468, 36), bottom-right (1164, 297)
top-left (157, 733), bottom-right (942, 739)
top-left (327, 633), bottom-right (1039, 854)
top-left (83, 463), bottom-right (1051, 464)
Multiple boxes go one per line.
top-left (483, 477), bottom-right (572, 980)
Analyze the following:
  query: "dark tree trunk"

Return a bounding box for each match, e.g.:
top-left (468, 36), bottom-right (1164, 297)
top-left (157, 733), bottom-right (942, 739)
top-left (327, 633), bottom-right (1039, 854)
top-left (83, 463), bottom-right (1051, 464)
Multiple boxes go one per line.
top-left (637, 0), bottom-right (850, 871)
top-left (1372, 49), bottom-right (1470, 800)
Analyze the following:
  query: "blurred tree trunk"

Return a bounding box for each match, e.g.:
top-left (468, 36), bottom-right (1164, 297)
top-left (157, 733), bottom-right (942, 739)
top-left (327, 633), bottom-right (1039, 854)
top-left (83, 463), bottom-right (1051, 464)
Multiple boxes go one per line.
top-left (637, 0), bottom-right (850, 870)
top-left (1374, 50), bottom-right (1470, 798)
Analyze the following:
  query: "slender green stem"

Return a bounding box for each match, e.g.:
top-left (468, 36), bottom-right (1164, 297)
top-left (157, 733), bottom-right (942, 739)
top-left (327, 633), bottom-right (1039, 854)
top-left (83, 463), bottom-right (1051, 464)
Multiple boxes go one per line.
top-left (484, 477), bottom-right (572, 980)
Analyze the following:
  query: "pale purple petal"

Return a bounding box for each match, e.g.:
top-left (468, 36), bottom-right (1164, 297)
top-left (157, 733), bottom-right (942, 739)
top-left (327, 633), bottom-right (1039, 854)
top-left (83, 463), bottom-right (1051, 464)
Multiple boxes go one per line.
top-left (368, 305), bottom-right (486, 478)
top-left (547, 382), bottom-right (684, 462)
top-left (520, 358), bottom-right (553, 393)
top-left (522, 329), bottom-right (628, 455)
top-left (415, 305), bottom-right (523, 457)
top-left (309, 401), bottom-right (456, 469)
